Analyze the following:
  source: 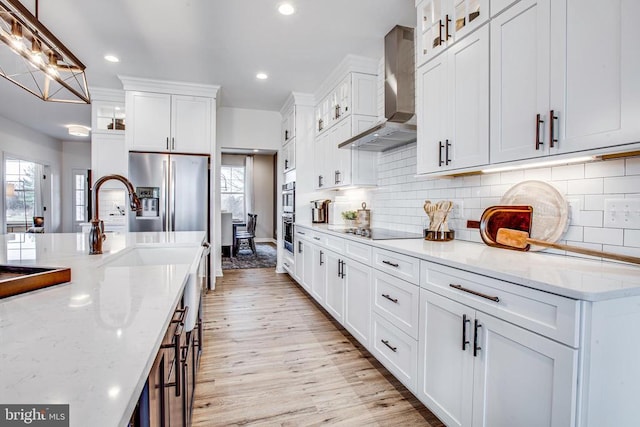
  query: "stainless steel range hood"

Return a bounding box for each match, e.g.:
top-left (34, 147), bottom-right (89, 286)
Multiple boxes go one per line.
top-left (339, 25), bottom-right (416, 152)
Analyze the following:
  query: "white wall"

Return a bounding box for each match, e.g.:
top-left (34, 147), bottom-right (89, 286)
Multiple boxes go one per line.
top-left (252, 154), bottom-right (275, 240)
top-left (61, 141), bottom-right (91, 232)
top-left (0, 115), bottom-right (63, 233)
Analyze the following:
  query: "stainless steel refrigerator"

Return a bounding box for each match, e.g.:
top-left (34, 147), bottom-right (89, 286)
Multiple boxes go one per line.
top-left (128, 152), bottom-right (209, 233)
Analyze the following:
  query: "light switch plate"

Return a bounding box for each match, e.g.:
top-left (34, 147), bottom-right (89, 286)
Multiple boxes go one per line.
top-left (604, 198), bottom-right (640, 228)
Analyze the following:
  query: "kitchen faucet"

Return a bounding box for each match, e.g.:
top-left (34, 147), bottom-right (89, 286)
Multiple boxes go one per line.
top-left (89, 174), bottom-right (142, 254)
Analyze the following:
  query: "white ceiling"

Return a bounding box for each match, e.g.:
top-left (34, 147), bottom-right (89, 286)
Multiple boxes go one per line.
top-left (0, 0), bottom-right (415, 143)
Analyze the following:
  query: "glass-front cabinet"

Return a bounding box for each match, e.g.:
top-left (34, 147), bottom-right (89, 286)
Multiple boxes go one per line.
top-left (95, 103), bottom-right (126, 133)
top-left (417, 0), bottom-right (487, 66)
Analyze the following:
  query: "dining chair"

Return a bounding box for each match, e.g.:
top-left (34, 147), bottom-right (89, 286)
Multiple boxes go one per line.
top-left (234, 213), bottom-right (257, 255)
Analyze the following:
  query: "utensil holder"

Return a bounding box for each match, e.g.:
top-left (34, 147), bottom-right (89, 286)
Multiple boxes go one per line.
top-left (424, 229), bottom-right (455, 241)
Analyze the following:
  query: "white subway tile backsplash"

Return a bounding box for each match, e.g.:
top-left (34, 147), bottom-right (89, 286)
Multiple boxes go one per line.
top-left (624, 229), bottom-right (640, 248)
top-left (552, 164), bottom-right (584, 181)
top-left (585, 159), bottom-right (625, 178)
top-left (567, 178), bottom-right (603, 195)
top-left (370, 144), bottom-right (639, 252)
top-left (603, 176), bottom-right (640, 194)
top-left (583, 227), bottom-right (624, 246)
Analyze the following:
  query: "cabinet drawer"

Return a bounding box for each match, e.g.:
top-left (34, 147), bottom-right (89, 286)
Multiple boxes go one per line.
top-left (325, 235), bottom-right (345, 252)
top-left (372, 270), bottom-right (420, 339)
top-left (372, 313), bottom-right (418, 392)
top-left (295, 228), bottom-right (316, 241)
top-left (344, 239), bottom-right (372, 265)
top-left (373, 248), bottom-right (420, 285)
top-left (421, 261), bottom-right (580, 347)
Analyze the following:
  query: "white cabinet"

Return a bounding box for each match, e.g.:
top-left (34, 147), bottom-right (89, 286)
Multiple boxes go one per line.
top-left (417, 24), bottom-right (489, 174)
top-left (324, 250), bottom-right (345, 324)
top-left (315, 72), bottom-right (377, 136)
top-left (91, 133), bottom-right (127, 185)
top-left (417, 0), bottom-right (489, 67)
top-left (281, 105), bottom-right (296, 144)
top-left (311, 245), bottom-right (326, 304)
top-left (314, 115), bottom-right (378, 189)
top-left (343, 257), bottom-right (372, 349)
top-left (127, 92), bottom-right (213, 154)
top-left (418, 262), bottom-right (579, 427)
top-left (491, 0), bottom-right (640, 164)
top-left (294, 236), bottom-right (304, 283)
top-left (489, 0), bottom-right (551, 163)
top-left (282, 140), bottom-right (296, 172)
top-left (549, 0), bottom-right (640, 154)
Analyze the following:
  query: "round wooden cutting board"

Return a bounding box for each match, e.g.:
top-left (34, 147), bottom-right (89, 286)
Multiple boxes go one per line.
top-left (500, 180), bottom-right (569, 251)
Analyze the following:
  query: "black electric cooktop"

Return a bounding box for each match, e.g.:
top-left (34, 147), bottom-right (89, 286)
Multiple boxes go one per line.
top-left (339, 227), bottom-right (423, 240)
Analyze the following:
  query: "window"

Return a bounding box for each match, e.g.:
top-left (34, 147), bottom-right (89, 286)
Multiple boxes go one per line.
top-left (72, 169), bottom-right (89, 230)
top-left (220, 165), bottom-right (245, 221)
top-left (5, 158), bottom-right (36, 231)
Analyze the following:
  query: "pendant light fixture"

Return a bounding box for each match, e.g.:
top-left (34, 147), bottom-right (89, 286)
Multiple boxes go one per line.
top-left (0, 0), bottom-right (90, 103)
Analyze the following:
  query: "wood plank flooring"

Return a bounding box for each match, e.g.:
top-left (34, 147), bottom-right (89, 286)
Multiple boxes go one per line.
top-left (192, 268), bottom-right (444, 426)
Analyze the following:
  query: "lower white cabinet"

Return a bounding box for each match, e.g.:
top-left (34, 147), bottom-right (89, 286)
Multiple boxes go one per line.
top-left (418, 288), bottom-right (578, 427)
top-left (343, 257), bottom-right (372, 349)
top-left (324, 250), bottom-right (345, 324)
top-left (300, 239), bottom-right (313, 293)
top-left (371, 313), bottom-right (418, 392)
top-left (311, 245), bottom-right (326, 304)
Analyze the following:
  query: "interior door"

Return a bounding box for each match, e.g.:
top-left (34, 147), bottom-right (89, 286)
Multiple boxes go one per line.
top-left (170, 154), bottom-right (209, 232)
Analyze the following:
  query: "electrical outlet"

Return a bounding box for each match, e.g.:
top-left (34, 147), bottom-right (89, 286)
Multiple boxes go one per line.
top-left (450, 199), bottom-right (464, 219)
top-left (604, 199), bottom-right (640, 228)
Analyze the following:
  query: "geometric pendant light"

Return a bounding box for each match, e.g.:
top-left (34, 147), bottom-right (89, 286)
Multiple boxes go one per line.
top-left (0, 0), bottom-right (90, 103)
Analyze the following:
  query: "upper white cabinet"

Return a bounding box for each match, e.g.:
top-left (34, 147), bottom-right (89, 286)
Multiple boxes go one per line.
top-left (549, 0), bottom-right (640, 154)
top-left (281, 104), bottom-right (296, 144)
top-left (417, 24), bottom-right (489, 174)
top-left (90, 88), bottom-right (128, 187)
top-left (417, 0), bottom-right (489, 67)
top-left (489, 0), bottom-right (552, 163)
top-left (120, 77), bottom-right (219, 155)
top-left (314, 72), bottom-right (377, 135)
top-left (126, 92), bottom-right (212, 154)
top-left (282, 140), bottom-right (296, 172)
top-left (491, 0), bottom-right (640, 164)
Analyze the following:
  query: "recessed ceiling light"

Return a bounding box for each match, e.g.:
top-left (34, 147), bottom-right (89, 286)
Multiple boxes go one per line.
top-left (104, 54), bottom-right (119, 63)
top-left (67, 125), bottom-right (91, 137)
top-left (278, 3), bottom-right (295, 15)
top-left (256, 72), bottom-right (268, 80)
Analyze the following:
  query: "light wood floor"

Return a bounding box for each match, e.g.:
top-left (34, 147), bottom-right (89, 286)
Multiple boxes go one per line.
top-left (192, 268), bottom-right (445, 426)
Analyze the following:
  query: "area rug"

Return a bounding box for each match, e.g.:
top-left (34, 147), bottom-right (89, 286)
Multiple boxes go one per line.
top-left (222, 243), bottom-right (277, 270)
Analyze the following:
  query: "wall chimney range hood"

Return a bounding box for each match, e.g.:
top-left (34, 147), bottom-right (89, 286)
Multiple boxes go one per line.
top-left (339, 25), bottom-right (416, 152)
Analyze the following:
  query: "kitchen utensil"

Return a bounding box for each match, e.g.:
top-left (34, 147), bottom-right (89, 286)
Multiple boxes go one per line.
top-left (424, 200), bottom-right (455, 241)
top-left (472, 205), bottom-right (533, 250)
top-left (496, 228), bottom-right (640, 266)
top-left (438, 200), bottom-right (453, 232)
top-left (423, 201), bottom-right (438, 230)
top-left (500, 180), bottom-right (569, 251)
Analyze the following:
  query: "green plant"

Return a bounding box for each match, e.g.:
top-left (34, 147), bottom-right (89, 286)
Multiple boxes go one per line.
top-left (341, 210), bottom-right (357, 220)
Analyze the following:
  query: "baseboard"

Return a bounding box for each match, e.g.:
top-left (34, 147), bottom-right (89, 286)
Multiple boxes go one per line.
top-left (255, 237), bottom-right (277, 244)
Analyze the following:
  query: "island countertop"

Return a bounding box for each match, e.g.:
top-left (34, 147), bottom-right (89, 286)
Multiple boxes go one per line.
top-left (0, 231), bottom-right (206, 426)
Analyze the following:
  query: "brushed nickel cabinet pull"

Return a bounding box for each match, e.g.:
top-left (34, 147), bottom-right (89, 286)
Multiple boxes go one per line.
top-left (166, 137), bottom-right (169, 150)
top-left (171, 137), bottom-right (175, 150)
top-left (313, 237), bottom-right (321, 241)
top-left (449, 284), bottom-right (500, 302)
top-left (382, 294), bottom-right (398, 304)
top-left (535, 114), bottom-right (544, 150)
top-left (381, 339), bottom-right (398, 352)
top-left (550, 110), bottom-right (558, 148)
top-left (319, 250), bottom-right (324, 266)
top-left (382, 260), bottom-right (399, 268)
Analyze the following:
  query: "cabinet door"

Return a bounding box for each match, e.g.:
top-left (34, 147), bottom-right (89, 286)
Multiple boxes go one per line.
top-left (343, 259), bottom-right (372, 349)
top-left (417, 0), bottom-right (449, 66)
top-left (91, 134), bottom-right (127, 186)
top-left (452, 0), bottom-right (489, 42)
top-left (550, 0), bottom-right (640, 154)
top-left (301, 240), bottom-right (314, 293)
top-left (311, 246), bottom-right (326, 304)
top-left (127, 91), bottom-right (172, 152)
top-left (334, 75), bottom-right (351, 122)
top-left (283, 140), bottom-right (295, 172)
top-left (418, 290), bottom-right (473, 427)
top-left (472, 312), bottom-right (578, 427)
top-left (294, 238), bottom-right (304, 283)
top-left (490, 0), bottom-right (551, 163)
top-left (417, 55), bottom-right (448, 174)
top-left (324, 251), bottom-right (345, 325)
top-left (314, 131), bottom-right (328, 190)
top-left (171, 95), bottom-right (212, 154)
top-left (334, 119), bottom-right (352, 187)
top-left (446, 23), bottom-right (489, 170)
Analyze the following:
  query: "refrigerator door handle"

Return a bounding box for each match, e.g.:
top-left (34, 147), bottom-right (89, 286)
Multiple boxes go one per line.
top-left (170, 160), bottom-right (176, 232)
top-left (162, 160), bottom-right (168, 231)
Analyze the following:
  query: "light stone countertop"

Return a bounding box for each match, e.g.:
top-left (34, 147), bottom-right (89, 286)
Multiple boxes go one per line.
top-left (0, 231), bottom-right (206, 427)
top-left (298, 224), bottom-right (640, 301)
